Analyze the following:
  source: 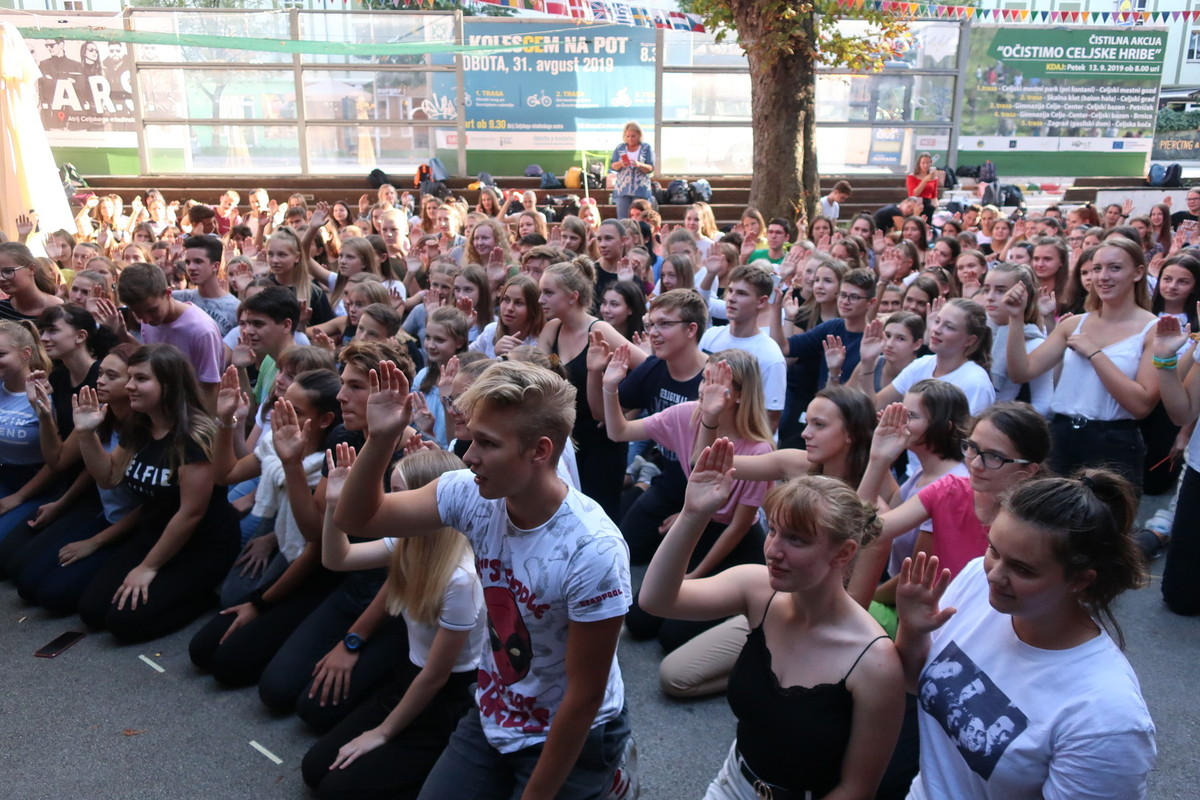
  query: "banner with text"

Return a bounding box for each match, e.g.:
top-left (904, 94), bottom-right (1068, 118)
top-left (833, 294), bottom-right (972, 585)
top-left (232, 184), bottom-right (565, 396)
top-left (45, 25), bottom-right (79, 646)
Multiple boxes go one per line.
top-left (956, 27), bottom-right (1166, 176)
top-left (431, 21), bottom-right (655, 173)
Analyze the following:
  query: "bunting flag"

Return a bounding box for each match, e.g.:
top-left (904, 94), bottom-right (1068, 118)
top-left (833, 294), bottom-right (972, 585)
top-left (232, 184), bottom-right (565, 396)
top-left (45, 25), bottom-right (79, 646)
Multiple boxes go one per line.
top-left (471, 0), bottom-right (1191, 32)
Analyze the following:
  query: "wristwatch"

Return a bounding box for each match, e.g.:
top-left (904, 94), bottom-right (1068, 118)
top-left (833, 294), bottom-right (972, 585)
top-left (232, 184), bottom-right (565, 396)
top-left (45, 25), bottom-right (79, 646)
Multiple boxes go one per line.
top-left (342, 632), bottom-right (364, 652)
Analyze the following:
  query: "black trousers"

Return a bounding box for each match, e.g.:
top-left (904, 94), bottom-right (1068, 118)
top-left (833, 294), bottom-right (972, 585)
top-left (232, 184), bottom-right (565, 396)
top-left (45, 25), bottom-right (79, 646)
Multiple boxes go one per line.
top-left (77, 515), bottom-right (239, 642)
top-left (257, 571), bottom-right (409, 732)
top-left (301, 664), bottom-right (476, 800)
top-left (1163, 466), bottom-right (1200, 615)
top-left (188, 567), bottom-right (343, 686)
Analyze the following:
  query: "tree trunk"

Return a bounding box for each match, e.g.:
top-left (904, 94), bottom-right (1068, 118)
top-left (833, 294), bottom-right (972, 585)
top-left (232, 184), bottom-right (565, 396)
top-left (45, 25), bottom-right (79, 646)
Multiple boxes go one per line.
top-left (745, 16), bottom-right (819, 228)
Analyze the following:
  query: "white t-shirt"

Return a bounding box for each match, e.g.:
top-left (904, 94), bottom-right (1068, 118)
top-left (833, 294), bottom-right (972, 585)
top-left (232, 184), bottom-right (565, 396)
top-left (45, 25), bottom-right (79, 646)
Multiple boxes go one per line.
top-left (699, 325), bottom-right (787, 411)
top-left (891, 355), bottom-right (996, 415)
top-left (467, 322), bottom-right (539, 359)
top-left (989, 322), bottom-right (1053, 416)
top-left (909, 559), bottom-right (1155, 800)
top-left (435, 468), bottom-right (632, 753)
top-left (381, 548), bottom-right (487, 674)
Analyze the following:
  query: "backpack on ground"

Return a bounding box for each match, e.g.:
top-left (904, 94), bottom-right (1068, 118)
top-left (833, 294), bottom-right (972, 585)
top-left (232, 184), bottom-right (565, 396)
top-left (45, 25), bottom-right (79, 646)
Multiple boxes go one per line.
top-left (540, 172), bottom-right (565, 190)
top-left (564, 166), bottom-right (584, 190)
top-left (477, 171), bottom-right (496, 187)
top-left (665, 179), bottom-right (690, 204)
top-left (998, 183), bottom-right (1026, 209)
top-left (586, 161), bottom-right (605, 190)
top-left (367, 168), bottom-right (393, 189)
top-left (428, 157), bottom-right (449, 182)
top-left (941, 166), bottom-right (958, 190)
top-left (1164, 163), bottom-right (1183, 188)
top-left (419, 179), bottom-right (449, 199)
top-left (979, 160), bottom-right (997, 184)
top-left (688, 178), bottom-right (712, 203)
top-left (954, 164), bottom-right (979, 179)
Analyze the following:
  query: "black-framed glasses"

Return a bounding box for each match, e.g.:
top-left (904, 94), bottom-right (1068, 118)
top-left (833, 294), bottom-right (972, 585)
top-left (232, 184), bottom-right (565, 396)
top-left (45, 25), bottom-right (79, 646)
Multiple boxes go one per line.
top-left (442, 393), bottom-right (463, 415)
top-left (644, 320), bottom-right (688, 333)
top-left (837, 291), bottom-right (868, 303)
top-left (0, 264), bottom-right (29, 280)
top-left (962, 440), bottom-right (1032, 470)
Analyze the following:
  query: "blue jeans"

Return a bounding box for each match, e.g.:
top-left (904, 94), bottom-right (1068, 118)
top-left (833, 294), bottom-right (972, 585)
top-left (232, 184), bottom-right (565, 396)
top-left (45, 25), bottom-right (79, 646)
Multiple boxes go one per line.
top-left (614, 194), bottom-right (635, 220)
top-left (417, 706), bottom-right (630, 800)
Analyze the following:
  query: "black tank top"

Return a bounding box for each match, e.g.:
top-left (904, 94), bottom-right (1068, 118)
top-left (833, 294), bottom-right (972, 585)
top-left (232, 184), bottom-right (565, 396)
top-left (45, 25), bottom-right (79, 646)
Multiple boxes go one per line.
top-left (726, 593), bottom-right (887, 797)
top-left (552, 319), bottom-right (605, 447)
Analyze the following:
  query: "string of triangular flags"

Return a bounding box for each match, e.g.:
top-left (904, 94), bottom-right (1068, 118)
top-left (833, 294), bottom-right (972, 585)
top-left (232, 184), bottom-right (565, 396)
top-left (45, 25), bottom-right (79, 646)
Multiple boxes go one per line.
top-left (367, 0), bottom-right (1196, 28)
top-left (833, 0), bottom-right (1196, 24)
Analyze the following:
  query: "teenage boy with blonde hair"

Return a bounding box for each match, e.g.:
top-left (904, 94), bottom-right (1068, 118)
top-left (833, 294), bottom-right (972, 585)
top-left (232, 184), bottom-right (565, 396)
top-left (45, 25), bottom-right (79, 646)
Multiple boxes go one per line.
top-left (334, 359), bottom-right (632, 800)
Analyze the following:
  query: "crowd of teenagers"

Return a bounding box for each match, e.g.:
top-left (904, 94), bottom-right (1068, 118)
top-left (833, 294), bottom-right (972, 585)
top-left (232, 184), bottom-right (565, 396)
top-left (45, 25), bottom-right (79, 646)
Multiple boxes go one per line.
top-left (2, 146), bottom-right (1197, 798)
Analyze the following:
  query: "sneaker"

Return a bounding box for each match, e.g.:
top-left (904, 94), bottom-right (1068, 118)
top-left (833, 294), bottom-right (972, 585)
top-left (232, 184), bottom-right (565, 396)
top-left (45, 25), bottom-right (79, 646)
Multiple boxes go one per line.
top-left (602, 737), bottom-right (640, 800)
top-left (1133, 528), bottom-right (1168, 561)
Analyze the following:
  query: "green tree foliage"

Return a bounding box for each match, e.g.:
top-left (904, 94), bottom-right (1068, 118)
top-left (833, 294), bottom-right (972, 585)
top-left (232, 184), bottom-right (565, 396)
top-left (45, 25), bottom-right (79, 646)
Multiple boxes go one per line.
top-left (683, 0), bottom-right (910, 223)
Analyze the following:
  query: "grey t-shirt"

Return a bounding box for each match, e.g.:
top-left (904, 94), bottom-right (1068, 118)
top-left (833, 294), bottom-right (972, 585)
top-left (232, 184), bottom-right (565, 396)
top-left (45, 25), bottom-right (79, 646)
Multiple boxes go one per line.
top-left (172, 290), bottom-right (240, 336)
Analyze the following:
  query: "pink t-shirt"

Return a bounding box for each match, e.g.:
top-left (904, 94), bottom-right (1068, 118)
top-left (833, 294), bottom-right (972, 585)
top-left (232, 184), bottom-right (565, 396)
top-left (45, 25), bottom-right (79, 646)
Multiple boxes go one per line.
top-left (916, 474), bottom-right (988, 578)
top-left (641, 401), bottom-right (771, 524)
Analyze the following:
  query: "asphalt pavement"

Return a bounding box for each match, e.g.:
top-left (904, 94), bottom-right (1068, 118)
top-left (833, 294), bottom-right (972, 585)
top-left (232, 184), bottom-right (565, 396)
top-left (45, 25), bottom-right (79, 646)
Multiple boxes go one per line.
top-left (0, 493), bottom-right (1195, 798)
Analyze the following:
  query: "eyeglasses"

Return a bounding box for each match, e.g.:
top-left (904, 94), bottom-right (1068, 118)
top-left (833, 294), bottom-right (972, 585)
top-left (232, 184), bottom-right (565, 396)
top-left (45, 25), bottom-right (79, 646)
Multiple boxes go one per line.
top-left (442, 393), bottom-right (463, 415)
top-left (0, 264), bottom-right (29, 280)
top-left (961, 440), bottom-right (1032, 470)
top-left (644, 320), bottom-right (688, 333)
top-left (837, 291), bottom-right (868, 303)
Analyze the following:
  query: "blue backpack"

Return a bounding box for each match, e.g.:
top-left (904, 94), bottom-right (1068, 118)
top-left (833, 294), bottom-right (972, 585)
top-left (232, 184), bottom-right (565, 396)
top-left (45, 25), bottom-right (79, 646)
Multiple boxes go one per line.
top-left (1148, 163), bottom-right (1167, 187)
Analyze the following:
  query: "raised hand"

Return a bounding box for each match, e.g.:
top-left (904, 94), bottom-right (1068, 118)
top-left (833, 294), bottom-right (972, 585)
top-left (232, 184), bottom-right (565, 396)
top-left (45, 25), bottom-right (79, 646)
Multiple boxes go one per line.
top-left (310, 327), bottom-right (336, 354)
top-left (72, 385), bottom-right (107, 432)
top-left (455, 295), bottom-right (477, 329)
top-left (548, 225), bottom-right (562, 246)
top-left (739, 237), bottom-right (757, 264)
top-left (486, 247), bottom-right (509, 290)
top-left (617, 257), bottom-right (634, 283)
top-left (602, 343), bottom-right (631, 392)
top-left (403, 435), bottom-right (439, 457)
top-left (815, 233), bottom-right (831, 253)
top-left (410, 391), bottom-right (435, 436)
top-left (366, 360), bottom-right (414, 441)
top-left (859, 318), bottom-right (884, 363)
top-left (926, 296), bottom-right (945, 337)
top-left (324, 442), bottom-right (358, 506)
top-left (682, 437), bottom-right (736, 519)
top-left (1122, 197), bottom-right (1134, 216)
top-left (699, 359), bottom-right (734, 423)
top-left (1036, 286), bottom-right (1057, 320)
top-left (216, 365), bottom-right (248, 425)
top-left (438, 355), bottom-right (460, 399)
top-left (871, 402), bottom-right (913, 463)
top-left (272, 398), bottom-right (310, 464)
top-left (823, 335), bottom-right (846, 377)
top-left (231, 334), bottom-right (256, 368)
top-left (310, 201), bottom-right (330, 229)
top-left (782, 290), bottom-right (801, 322)
top-left (1154, 315), bottom-right (1191, 359)
top-left (25, 370), bottom-right (53, 419)
top-left (586, 329), bottom-right (613, 374)
top-left (1000, 282), bottom-right (1028, 320)
top-left (15, 212), bottom-right (37, 238)
top-left (872, 229), bottom-right (886, 254)
top-left (895, 552), bottom-right (956, 635)
top-left (630, 330), bottom-right (652, 356)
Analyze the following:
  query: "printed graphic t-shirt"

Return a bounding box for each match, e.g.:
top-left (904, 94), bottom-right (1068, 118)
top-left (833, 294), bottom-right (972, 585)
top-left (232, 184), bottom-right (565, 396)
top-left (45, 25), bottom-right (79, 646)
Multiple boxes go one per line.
top-left (910, 558), bottom-right (1155, 800)
top-left (436, 468), bottom-right (632, 753)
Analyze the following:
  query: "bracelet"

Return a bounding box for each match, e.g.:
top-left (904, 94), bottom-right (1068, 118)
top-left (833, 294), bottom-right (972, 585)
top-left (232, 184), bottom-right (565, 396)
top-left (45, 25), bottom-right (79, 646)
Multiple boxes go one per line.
top-left (602, 387), bottom-right (619, 396)
top-left (1153, 354), bottom-right (1179, 370)
top-left (1086, 350), bottom-right (1103, 360)
top-left (217, 415), bottom-right (239, 429)
top-left (700, 419), bottom-right (718, 430)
